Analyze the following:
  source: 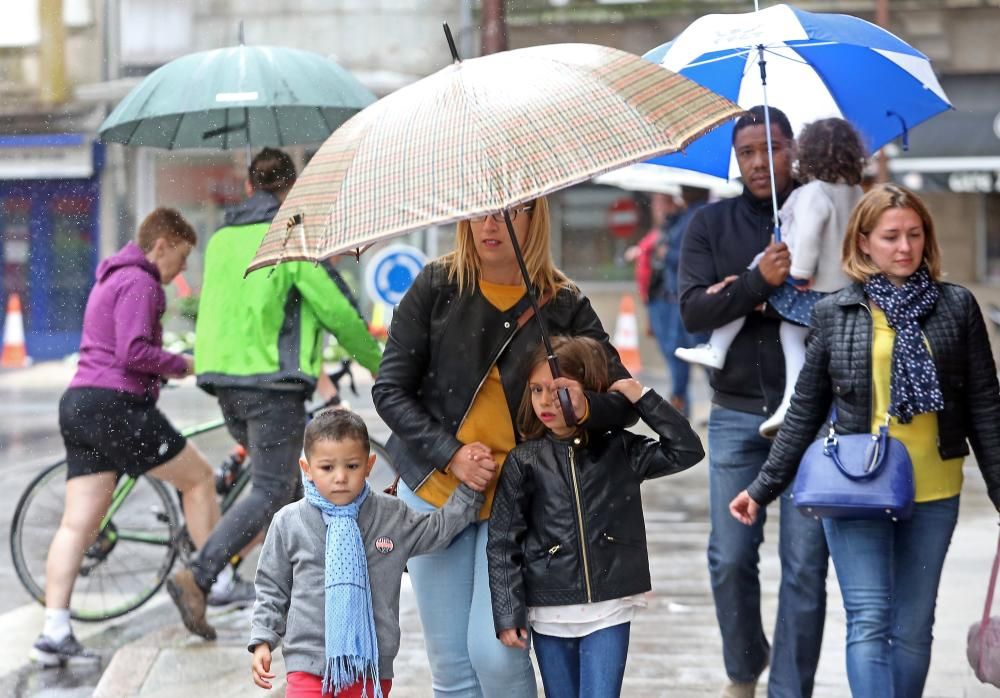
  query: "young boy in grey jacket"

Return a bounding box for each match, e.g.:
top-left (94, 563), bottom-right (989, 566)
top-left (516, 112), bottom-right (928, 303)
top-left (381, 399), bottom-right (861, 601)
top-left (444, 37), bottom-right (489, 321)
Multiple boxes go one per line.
top-left (249, 409), bottom-right (485, 697)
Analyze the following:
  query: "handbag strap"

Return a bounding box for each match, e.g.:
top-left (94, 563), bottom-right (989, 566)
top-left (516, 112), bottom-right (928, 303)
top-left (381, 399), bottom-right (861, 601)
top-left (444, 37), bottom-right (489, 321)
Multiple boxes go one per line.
top-left (978, 527), bottom-right (1000, 675)
top-left (514, 291), bottom-right (552, 330)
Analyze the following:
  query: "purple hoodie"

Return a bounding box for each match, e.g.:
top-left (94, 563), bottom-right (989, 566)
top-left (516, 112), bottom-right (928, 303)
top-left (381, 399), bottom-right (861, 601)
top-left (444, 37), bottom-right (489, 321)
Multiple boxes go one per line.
top-left (70, 242), bottom-right (187, 400)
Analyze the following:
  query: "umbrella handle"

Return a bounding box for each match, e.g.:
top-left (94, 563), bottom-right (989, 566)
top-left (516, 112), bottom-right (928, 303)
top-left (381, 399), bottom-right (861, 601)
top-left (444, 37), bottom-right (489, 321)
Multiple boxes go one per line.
top-left (502, 209), bottom-right (578, 429)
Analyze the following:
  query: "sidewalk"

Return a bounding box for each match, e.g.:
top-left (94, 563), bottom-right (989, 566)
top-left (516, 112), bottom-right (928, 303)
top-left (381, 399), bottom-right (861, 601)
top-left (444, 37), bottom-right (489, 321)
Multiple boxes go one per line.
top-left (89, 386), bottom-right (1000, 697)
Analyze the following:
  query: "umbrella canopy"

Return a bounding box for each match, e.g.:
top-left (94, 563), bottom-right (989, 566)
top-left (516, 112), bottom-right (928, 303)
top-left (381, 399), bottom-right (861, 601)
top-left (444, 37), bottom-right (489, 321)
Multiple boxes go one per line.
top-left (593, 163), bottom-right (741, 198)
top-left (643, 3), bottom-right (952, 180)
top-left (98, 45), bottom-right (376, 149)
top-left (246, 42), bottom-right (741, 272)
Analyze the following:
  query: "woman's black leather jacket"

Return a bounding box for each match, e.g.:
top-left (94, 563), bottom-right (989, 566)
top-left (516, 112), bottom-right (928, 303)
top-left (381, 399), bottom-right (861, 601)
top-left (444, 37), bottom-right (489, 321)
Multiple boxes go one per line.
top-left (487, 390), bottom-right (705, 633)
top-left (372, 260), bottom-right (637, 491)
top-left (747, 282), bottom-right (1000, 510)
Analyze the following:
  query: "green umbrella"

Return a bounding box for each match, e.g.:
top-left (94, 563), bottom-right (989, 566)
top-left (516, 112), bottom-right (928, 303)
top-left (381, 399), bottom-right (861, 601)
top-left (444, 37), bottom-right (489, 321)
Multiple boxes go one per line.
top-left (98, 45), bottom-right (376, 149)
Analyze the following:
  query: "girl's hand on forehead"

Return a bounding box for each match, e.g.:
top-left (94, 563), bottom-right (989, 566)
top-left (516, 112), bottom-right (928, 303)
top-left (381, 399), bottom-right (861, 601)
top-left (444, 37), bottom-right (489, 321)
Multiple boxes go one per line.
top-left (609, 378), bottom-right (644, 404)
top-left (552, 376), bottom-right (588, 421)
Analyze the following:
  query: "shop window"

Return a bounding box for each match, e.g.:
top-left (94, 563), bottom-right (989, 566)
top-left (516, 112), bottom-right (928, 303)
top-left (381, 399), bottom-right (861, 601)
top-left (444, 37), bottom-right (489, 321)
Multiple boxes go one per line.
top-left (983, 193), bottom-right (1000, 284)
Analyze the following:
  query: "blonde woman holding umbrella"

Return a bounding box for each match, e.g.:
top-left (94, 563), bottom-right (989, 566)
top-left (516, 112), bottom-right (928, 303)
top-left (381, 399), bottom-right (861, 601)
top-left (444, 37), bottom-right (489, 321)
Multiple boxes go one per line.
top-left (373, 197), bottom-right (637, 697)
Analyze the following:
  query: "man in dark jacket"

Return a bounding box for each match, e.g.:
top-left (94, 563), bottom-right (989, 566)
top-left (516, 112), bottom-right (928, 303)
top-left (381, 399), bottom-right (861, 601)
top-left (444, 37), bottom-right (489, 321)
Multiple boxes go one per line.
top-left (678, 106), bottom-right (829, 698)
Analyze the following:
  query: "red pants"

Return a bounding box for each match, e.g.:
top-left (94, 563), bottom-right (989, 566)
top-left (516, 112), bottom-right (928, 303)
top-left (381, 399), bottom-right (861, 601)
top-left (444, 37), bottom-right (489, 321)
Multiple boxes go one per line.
top-left (285, 672), bottom-right (392, 698)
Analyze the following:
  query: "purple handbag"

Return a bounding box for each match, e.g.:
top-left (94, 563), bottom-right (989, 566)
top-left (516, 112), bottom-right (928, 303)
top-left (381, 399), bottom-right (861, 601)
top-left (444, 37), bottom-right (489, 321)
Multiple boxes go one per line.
top-left (968, 530), bottom-right (1000, 687)
top-left (792, 408), bottom-right (915, 520)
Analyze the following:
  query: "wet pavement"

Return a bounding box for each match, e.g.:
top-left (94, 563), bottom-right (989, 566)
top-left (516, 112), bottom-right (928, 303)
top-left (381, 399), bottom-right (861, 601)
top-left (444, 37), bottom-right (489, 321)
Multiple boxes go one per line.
top-left (2, 361), bottom-right (999, 696)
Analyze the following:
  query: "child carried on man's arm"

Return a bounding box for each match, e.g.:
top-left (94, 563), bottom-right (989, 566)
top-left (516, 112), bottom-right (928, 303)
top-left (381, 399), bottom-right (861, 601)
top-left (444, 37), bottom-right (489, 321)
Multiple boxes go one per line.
top-left (675, 117), bottom-right (866, 439)
top-left (249, 409), bottom-right (485, 698)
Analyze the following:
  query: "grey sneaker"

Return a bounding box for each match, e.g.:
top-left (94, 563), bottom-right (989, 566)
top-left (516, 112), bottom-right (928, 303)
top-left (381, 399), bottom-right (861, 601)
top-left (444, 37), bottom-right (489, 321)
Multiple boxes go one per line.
top-left (30, 633), bottom-right (99, 667)
top-left (207, 576), bottom-right (256, 608)
top-left (720, 680), bottom-right (757, 698)
top-left (166, 568), bottom-right (216, 640)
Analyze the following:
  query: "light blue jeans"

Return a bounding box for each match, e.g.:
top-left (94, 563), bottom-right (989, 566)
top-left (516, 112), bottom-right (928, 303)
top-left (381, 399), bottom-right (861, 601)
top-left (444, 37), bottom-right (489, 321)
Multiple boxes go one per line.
top-left (707, 406), bottom-right (829, 696)
top-left (822, 496), bottom-right (960, 697)
top-left (398, 479), bottom-right (536, 698)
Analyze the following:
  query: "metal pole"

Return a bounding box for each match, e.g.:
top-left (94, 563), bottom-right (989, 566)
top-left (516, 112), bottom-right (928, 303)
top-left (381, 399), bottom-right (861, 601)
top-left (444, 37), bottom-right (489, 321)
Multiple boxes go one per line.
top-left (480, 0), bottom-right (508, 56)
top-left (876, 0), bottom-right (891, 183)
top-left (39, 0), bottom-right (69, 104)
top-left (502, 210), bottom-right (577, 427)
top-left (756, 45), bottom-right (782, 241)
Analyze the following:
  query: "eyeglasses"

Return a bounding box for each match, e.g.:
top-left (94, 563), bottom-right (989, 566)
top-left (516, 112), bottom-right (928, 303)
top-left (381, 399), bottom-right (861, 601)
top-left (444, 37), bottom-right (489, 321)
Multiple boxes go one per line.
top-left (470, 204), bottom-right (534, 224)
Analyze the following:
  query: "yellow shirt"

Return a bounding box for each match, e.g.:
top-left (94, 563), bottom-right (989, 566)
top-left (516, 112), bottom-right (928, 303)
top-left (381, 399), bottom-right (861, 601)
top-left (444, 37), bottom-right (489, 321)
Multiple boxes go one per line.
top-left (870, 305), bottom-right (963, 502)
top-left (416, 279), bottom-right (525, 519)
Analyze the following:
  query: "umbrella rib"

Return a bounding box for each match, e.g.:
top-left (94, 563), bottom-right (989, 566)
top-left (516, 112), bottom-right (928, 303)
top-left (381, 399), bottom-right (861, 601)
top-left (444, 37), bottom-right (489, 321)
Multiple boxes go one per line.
top-left (273, 106), bottom-right (284, 147)
top-left (122, 118), bottom-right (144, 147)
top-left (166, 115), bottom-right (185, 151)
top-left (684, 49), bottom-right (754, 71)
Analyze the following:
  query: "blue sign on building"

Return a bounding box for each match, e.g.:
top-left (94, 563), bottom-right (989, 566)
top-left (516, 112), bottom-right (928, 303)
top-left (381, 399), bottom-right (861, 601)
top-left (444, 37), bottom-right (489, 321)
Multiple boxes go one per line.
top-left (0, 134), bottom-right (103, 360)
top-left (364, 244), bottom-right (428, 306)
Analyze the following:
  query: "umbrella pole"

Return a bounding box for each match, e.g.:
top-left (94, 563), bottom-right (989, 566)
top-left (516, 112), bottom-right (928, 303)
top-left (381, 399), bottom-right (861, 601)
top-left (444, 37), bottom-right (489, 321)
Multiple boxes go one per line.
top-left (756, 44), bottom-right (782, 243)
top-left (502, 209), bottom-right (578, 428)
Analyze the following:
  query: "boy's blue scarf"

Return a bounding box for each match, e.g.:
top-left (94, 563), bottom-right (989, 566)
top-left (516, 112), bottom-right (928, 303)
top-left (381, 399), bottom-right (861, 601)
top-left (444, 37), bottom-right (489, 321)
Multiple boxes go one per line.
top-left (303, 477), bottom-right (382, 698)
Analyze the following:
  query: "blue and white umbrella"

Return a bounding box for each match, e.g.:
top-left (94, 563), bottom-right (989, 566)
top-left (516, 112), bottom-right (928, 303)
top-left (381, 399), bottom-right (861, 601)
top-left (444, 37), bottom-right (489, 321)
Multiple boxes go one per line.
top-left (644, 3), bottom-right (952, 184)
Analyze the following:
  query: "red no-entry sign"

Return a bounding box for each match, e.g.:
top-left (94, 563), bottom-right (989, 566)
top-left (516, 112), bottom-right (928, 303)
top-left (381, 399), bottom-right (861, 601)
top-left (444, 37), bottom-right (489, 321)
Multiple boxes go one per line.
top-left (607, 197), bottom-right (639, 238)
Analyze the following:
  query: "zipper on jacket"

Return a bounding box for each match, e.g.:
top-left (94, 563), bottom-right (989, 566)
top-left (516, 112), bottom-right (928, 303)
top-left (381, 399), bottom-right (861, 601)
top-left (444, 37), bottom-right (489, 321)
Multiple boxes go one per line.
top-left (568, 446), bottom-right (593, 602)
top-left (861, 301), bottom-right (875, 429)
top-left (545, 544), bottom-right (561, 568)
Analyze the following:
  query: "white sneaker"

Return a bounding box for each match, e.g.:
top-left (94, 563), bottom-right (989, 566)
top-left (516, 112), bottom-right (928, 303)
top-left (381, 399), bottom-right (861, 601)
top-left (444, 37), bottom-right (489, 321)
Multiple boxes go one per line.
top-left (674, 344), bottom-right (725, 370)
top-left (759, 403), bottom-right (789, 439)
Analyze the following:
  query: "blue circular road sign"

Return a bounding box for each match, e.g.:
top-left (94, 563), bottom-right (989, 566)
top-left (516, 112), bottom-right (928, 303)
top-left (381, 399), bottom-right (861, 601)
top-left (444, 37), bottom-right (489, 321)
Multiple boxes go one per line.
top-left (364, 244), bottom-right (428, 306)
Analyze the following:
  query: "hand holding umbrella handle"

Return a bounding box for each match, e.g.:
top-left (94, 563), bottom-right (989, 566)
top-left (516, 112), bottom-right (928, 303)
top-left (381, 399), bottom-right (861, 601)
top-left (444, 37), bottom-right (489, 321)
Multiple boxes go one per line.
top-left (548, 356), bottom-right (579, 429)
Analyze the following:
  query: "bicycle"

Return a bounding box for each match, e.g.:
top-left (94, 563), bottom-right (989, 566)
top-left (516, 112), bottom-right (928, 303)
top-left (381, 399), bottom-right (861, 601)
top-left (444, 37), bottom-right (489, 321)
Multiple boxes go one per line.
top-left (9, 361), bottom-right (393, 622)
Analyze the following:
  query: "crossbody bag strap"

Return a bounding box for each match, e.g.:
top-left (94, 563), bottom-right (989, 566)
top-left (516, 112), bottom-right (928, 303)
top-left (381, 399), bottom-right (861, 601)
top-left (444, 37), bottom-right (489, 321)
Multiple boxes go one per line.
top-left (514, 291), bottom-right (551, 330)
top-left (978, 528), bottom-right (1000, 676)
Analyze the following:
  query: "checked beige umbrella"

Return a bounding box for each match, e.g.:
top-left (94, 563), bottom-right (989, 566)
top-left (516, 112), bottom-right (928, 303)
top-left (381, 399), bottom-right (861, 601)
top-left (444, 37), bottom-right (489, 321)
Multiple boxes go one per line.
top-left (248, 32), bottom-right (742, 423)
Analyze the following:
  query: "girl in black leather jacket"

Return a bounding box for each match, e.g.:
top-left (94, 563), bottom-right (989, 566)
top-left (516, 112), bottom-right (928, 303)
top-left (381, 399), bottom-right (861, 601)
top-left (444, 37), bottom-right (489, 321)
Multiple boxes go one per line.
top-left (487, 336), bottom-right (704, 697)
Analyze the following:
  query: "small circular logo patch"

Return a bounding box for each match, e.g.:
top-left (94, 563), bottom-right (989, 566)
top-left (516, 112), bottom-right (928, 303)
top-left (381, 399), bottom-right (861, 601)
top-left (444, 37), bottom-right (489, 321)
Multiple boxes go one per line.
top-left (375, 536), bottom-right (394, 554)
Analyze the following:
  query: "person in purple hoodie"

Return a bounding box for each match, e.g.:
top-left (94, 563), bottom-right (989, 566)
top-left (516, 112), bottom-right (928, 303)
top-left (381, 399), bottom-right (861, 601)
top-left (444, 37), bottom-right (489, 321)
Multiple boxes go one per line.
top-left (30, 208), bottom-right (221, 667)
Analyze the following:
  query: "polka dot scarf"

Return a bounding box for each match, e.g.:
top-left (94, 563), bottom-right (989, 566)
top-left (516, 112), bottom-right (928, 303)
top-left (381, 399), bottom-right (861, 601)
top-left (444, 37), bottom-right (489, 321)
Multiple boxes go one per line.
top-left (863, 265), bottom-right (944, 423)
top-left (303, 477), bottom-right (382, 698)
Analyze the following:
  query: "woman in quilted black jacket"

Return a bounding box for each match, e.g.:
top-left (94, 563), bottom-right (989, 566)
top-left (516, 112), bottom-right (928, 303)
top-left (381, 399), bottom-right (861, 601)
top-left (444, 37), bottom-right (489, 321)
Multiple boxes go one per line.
top-left (730, 184), bottom-right (1000, 697)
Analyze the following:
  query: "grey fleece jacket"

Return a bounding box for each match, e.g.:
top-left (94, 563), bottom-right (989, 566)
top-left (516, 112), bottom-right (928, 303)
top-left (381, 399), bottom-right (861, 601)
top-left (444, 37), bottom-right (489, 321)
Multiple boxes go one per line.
top-left (248, 484), bottom-right (484, 678)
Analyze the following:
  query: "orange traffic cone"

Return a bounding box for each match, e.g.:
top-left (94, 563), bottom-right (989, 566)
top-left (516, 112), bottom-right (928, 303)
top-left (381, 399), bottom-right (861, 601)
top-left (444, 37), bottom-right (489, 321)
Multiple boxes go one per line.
top-left (612, 294), bottom-right (642, 374)
top-left (1, 293), bottom-right (30, 368)
top-left (368, 302), bottom-right (390, 342)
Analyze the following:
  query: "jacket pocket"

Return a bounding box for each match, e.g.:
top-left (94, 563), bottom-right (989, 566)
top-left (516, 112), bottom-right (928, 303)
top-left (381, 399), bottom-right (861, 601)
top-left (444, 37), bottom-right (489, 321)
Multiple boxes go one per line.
top-left (831, 380), bottom-right (854, 398)
top-left (601, 532), bottom-right (643, 549)
top-left (530, 543), bottom-right (562, 568)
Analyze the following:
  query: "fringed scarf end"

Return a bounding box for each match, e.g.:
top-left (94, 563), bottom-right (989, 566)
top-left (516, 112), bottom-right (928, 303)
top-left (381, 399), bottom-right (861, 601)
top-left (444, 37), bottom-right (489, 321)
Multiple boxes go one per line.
top-left (321, 656), bottom-right (382, 698)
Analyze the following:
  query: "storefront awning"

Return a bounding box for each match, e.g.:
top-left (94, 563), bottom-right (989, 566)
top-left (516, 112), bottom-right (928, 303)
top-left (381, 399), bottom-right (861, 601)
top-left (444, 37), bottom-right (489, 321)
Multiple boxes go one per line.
top-left (889, 74), bottom-right (1000, 192)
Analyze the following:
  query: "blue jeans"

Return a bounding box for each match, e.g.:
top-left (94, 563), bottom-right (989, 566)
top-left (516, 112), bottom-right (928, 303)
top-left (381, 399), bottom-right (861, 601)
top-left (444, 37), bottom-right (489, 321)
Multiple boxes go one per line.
top-left (532, 622), bottom-right (631, 698)
top-left (707, 406), bottom-right (829, 696)
top-left (823, 496), bottom-right (960, 698)
top-left (648, 298), bottom-right (707, 409)
top-left (398, 480), bottom-right (536, 698)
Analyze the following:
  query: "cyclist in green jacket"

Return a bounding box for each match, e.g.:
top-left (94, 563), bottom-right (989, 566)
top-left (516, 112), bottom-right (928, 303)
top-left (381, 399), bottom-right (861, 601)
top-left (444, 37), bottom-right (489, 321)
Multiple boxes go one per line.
top-left (167, 148), bottom-right (381, 639)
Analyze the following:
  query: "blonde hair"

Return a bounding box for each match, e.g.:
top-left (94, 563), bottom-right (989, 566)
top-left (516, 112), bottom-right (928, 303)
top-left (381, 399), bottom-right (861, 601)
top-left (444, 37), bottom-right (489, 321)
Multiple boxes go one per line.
top-left (443, 197), bottom-right (576, 298)
top-left (842, 183), bottom-right (941, 283)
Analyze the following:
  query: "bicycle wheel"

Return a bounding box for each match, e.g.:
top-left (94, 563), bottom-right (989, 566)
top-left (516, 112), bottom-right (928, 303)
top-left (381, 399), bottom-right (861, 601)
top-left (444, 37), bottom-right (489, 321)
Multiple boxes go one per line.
top-left (10, 460), bottom-right (182, 622)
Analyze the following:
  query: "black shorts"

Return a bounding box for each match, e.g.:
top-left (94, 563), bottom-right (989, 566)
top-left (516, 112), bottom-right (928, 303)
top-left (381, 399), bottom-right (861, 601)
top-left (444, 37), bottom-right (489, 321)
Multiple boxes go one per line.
top-left (59, 387), bottom-right (187, 480)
